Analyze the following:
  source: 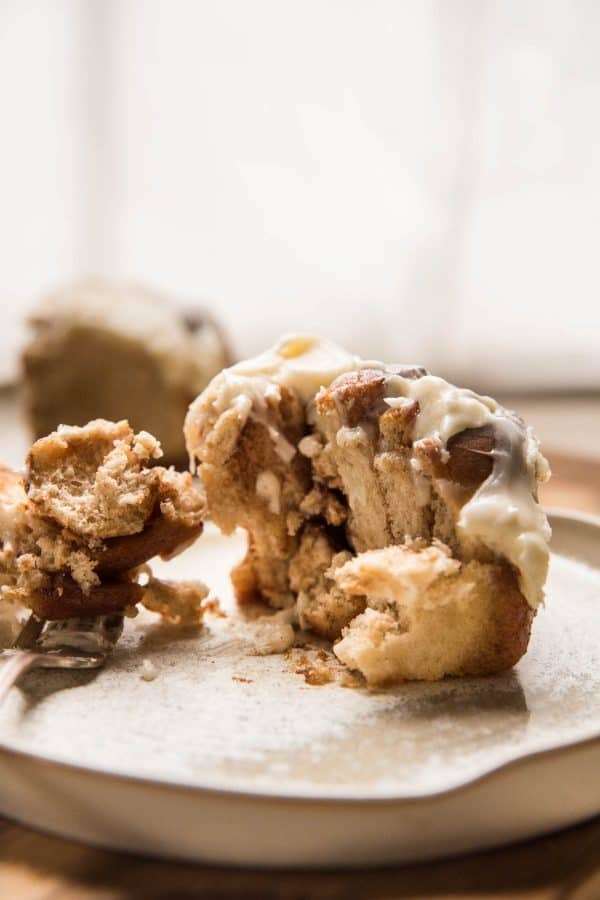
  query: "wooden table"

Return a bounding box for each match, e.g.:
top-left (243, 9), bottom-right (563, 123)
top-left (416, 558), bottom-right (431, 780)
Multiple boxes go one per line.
top-left (1, 450), bottom-right (599, 900)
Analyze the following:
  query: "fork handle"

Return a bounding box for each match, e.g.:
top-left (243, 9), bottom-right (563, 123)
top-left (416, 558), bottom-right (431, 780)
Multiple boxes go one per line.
top-left (0, 652), bottom-right (40, 707)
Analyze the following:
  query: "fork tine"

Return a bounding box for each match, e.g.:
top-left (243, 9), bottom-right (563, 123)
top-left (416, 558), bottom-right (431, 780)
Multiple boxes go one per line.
top-left (0, 608), bottom-right (127, 710)
top-left (38, 615), bottom-right (124, 653)
top-left (13, 613), bottom-right (44, 650)
top-left (0, 651), bottom-right (40, 706)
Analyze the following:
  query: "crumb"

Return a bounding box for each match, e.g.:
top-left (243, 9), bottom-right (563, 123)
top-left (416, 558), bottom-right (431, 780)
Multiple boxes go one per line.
top-left (232, 676), bottom-right (253, 684)
top-left (140, 658), bottom-right (158, 681)
top-left (288, 646), bottom-right (360, 687)
top-left (202, 596), bottom-right (227, 618)
top-left (295, 662), bottom-right (334, 686)
top-left (292, 653), bottom-right (334, 685)
top-left (142, 576), bottom-right (209, 625)
top-left (249, 608), bottom-right (295, 655)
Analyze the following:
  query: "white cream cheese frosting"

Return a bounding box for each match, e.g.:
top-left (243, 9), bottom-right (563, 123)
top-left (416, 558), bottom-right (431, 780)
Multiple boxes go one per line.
top-left (197, 334), bottom-right (360, 414)
top-left (186, 334), bottom-right (551, 608)
top-left (383, 376), bottom-right (551, 607)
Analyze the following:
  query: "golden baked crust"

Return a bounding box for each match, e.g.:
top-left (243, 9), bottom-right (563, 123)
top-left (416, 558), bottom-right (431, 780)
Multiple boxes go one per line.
top-left (26, 575), bottom-right (144, 620)
top-left (332, 543), bottom-right (533, 684)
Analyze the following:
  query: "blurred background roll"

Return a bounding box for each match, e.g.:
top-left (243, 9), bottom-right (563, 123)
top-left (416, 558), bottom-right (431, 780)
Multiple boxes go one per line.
top-left (0, 1), bottom-right (598, 454)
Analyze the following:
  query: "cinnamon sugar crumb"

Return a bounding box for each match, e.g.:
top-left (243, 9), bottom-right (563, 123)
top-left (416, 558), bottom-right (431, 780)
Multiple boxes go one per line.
top-left (202, 596), bottom-right (227, 618)
top-left (288, 647), bottom-right (364, 687)
top-left (295, 663), bottom-right (334, 686)
top-left (292, 652), bottom-right (334, 686)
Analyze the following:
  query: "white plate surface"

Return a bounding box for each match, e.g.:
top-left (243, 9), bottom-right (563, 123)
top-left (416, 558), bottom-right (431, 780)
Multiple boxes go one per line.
top-left (0, 511), bottom-right (598, 867)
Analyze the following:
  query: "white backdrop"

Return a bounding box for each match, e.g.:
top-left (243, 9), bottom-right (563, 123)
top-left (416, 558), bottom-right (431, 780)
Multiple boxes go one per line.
top-left (1, 0), bottom-right (599, 390)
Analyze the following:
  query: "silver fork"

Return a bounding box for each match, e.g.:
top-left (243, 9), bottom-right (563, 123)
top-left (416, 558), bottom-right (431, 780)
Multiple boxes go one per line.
top-left (0, 613), bottom-right (123, 707)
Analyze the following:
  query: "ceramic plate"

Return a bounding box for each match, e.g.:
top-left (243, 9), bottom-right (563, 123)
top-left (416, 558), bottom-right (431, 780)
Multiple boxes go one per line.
top-left (0, 511), bottom-right (598, 867)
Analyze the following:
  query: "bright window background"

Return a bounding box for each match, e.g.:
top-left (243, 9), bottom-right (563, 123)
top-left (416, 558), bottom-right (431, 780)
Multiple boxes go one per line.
top-left (1, 0), bottom-right (599, 391)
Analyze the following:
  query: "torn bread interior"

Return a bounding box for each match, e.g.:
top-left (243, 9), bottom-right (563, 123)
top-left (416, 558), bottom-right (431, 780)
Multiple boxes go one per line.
top-left (185, 334), bottom-right (551, 685)
top-left (0, 419), bottom-right (206, 626)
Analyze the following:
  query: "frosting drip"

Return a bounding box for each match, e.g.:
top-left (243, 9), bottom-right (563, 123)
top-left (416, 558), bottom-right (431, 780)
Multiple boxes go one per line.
top-left (382, 374), bottom-right (551, 606)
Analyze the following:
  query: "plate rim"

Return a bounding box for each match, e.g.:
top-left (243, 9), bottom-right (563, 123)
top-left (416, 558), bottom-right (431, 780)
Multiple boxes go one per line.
top-left (0, 713), bottom-right (598, 807)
